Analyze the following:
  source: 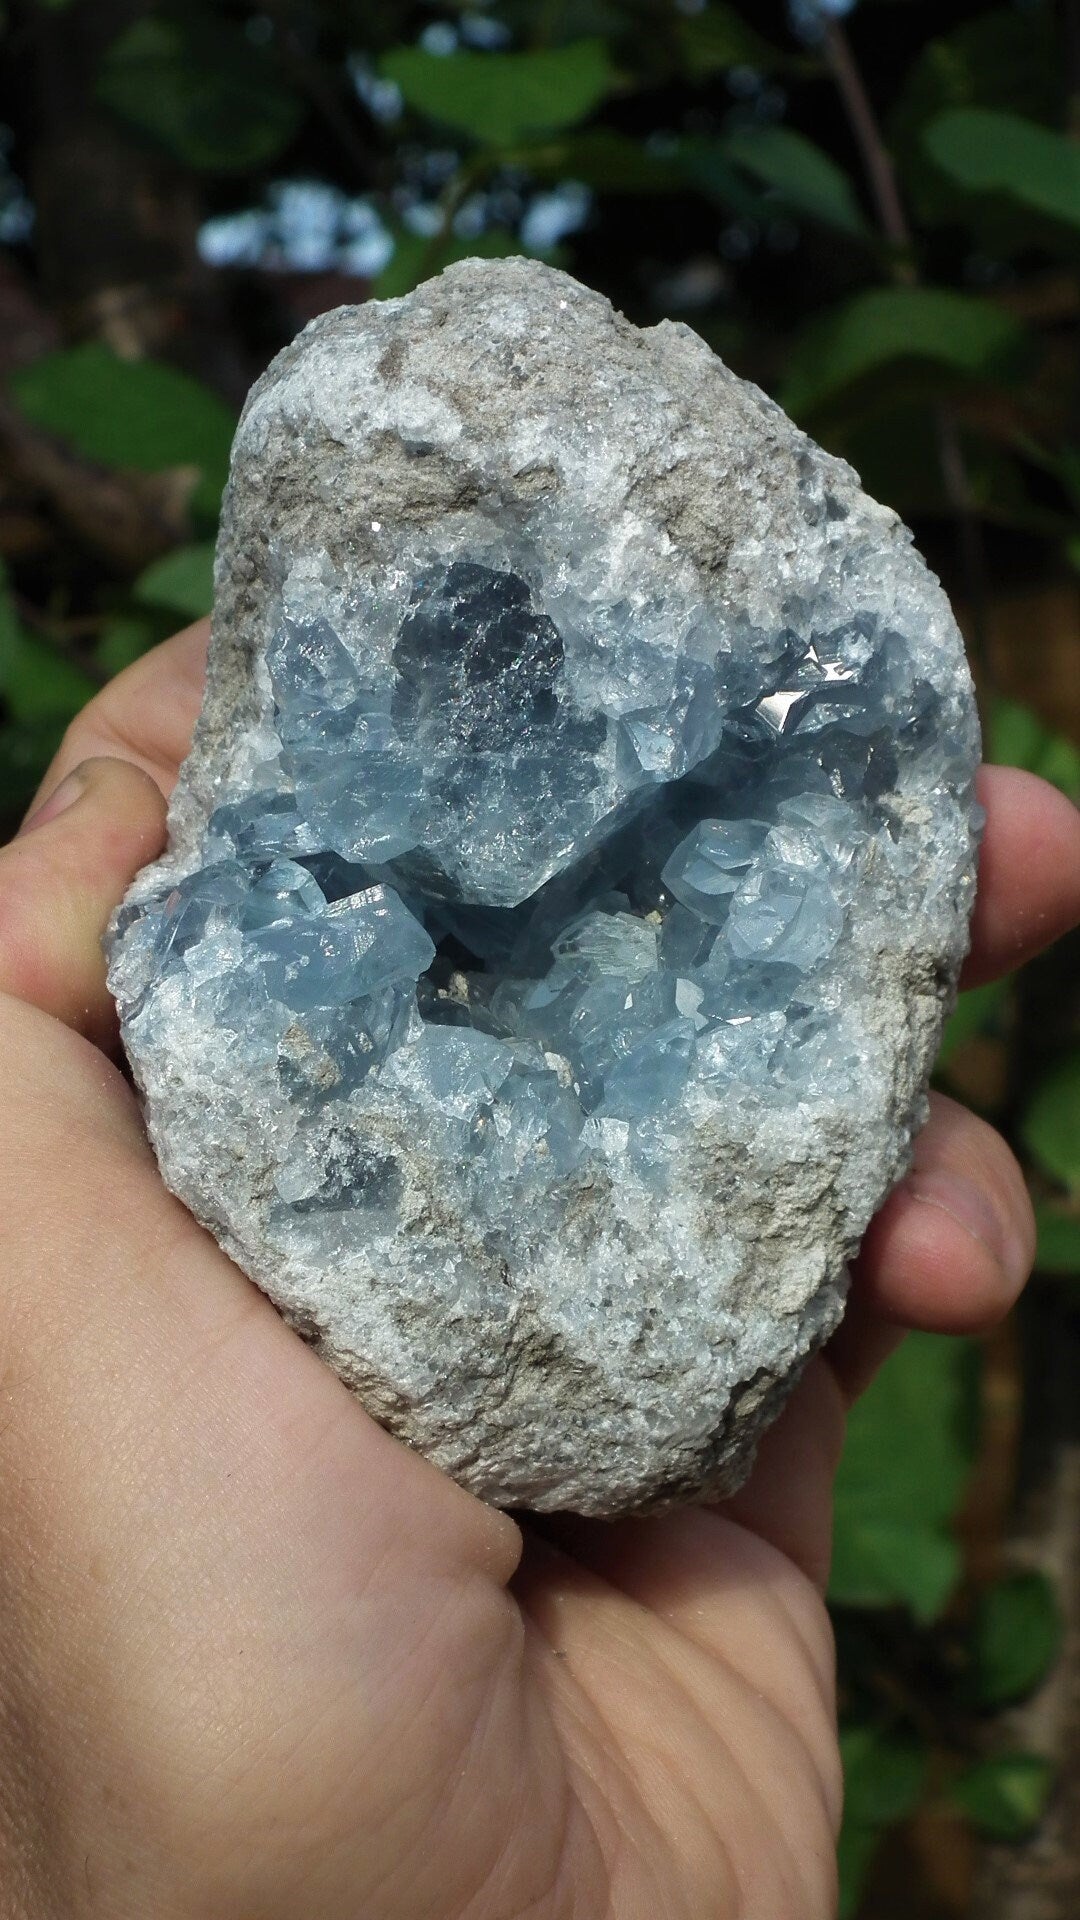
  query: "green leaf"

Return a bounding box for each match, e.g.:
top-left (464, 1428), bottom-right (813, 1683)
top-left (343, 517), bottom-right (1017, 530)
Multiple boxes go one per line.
top-left (898, 8), bottom-right (1059, 126)
top-left (10, 343), bottom-right (234, 523)
top-left (836, 1820), bottom-right (881, 1920)
top-left (969, 1572), bottom-right (1063, 1707)
top-left (1021, 1053), bottom-right (1080, 1190)
top-left (0, 719), bottom-right (70, 822)
top-left (781, 288), bottom-right (1025, 419)
top-left (134, 542), bottom-right (215, 620)
top-left (937, 980), bottom-right (1008, 1070)
top-left (830, 1333), bottom-right (979, 1620)
top-left (0, 562), bottom-right (96, 727)
top-left (514, 129), bottom-right (684, 194)
top-left (724, 125), bottom-right (871, 238)
top-left (1034, 1203), bottom-right (1080, 1274)
top-left (925, 109), bottom-right (1080, 234)
top-left (97, 14), bottom-right (303, 173)
top-left (841, 1724), bottom-right (928, 1826)
top-left (837, 1725), bottom-right (928, 1917)
top-left (988, 696), bottom-right (1080, 802)
top-left (890, 10), bottom-right (1063, 236)
top-left (675, 136), bottom-right (766, 220)
top-left (380, 40), bottom-right (615, 148)
top-left (951, 1752), bottom-right (1054, 1840)
top-left (832, 1522), bottom-right (960, 1623)
top-left (678, 6), bottom-right (792, 78)
top-left (95, 612), bottom-right (162, 679)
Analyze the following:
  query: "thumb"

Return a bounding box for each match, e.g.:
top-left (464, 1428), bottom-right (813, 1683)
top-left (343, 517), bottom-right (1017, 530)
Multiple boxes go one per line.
top-left (0, 756), bottom-right (167, 1048)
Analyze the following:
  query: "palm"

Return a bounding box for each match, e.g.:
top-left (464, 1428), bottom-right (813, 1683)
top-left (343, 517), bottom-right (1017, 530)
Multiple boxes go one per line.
top-left (3, 618), bottom-right (1076, 1918)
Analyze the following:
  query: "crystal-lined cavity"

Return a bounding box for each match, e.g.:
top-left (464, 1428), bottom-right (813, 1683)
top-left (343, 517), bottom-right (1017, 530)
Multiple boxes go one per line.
top-left (111, 534), bottom-right (976, 1157)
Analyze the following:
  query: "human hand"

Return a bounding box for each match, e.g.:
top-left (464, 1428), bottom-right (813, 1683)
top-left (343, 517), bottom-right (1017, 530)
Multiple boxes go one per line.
top-left (2, 621), bottom-right (1077, 1918)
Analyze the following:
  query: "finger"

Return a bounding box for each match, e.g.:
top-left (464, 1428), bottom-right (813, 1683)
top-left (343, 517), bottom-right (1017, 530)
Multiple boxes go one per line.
top-left (962, 765), bottom-right (1080, 988)
top-left (0, 756), bottom-right (167, 1048)
top-left (26, 617), bottom-right (210, 817)
top-left (826, 1090), bottom-right (1035, 1401)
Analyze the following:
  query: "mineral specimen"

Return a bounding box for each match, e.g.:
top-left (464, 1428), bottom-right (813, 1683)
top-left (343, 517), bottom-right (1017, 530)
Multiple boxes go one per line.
top-left (106, 259), bottom-right (981, 1516)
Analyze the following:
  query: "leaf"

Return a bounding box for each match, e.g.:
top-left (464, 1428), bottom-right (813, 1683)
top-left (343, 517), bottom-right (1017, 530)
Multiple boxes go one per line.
top-left (0, 562), bottom-right (96, 727)
top-left (837, 1725), bottom-right (928, 1918)
top-left (0, 720), bottom-right (70, 821)
top-left (832, 1522), bottom-right (961, 1623)
top-left (97, 14), bottom-right (303, 173)
top-left (951, 1752), bottom-right (1054, 1840)
top-left (781, 288), bottom-right (1025, 419)
top-left (830, 1333), bottom-right (979, 1620)
top-left (675, 136), bottom-right (766, 220)
top-left (10, 344), bottom-right (234, 523)
top-left (937, 980), bottom-right (1008, 1070)
top-left (1034, 1203), bottom-right (1080, 1274)
top-left (836, 1820), bottom-right (880, 1920)
top-left (890, 10), bottom-right (1063, 236)
top-left (678, 6), bottom-right (792, 78)
top-left (988, 696), bottom-right (1080, 802)
top-left (514, 129), bottom-right (684, 194)
top-left (95, 613), bottom-right (163, 679)
top-left (969, 1572), bottom-right (1063, 1707)
top-left (380, 41), bottom-right (615, 148)
top-left (134, 542), bottom-right (215, 620)
top-left (891, 9), bottom-right (1061, 155)
top-left (841, 1724), bottom-right (928, 1826)
top-left (724, 125), bottom-right (871, 238)
top-left (925, 109), bottom-right (1080, 235)
top-left (1020, 1053), bottom-right (1080, 1190)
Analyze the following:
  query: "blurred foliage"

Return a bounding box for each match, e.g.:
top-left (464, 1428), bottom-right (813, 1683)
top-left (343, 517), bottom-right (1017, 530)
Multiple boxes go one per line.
top-left (11, 343), bottom-right (233, 520)
top-left (1, 0), bottom-right (1078, 1912)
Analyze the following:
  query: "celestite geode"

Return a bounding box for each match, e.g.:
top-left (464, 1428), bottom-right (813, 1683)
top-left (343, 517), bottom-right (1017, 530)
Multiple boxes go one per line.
top-left (107, 260), bottom-right (981, 1516)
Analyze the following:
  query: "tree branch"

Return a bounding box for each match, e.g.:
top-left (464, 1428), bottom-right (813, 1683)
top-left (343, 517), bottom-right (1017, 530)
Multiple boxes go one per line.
top-left (822, 19), bottom-right (914, 276)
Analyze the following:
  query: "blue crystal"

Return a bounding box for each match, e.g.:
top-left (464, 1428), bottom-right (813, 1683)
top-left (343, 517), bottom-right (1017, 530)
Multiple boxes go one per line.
top-left (110, 547), bottom-right (979, 1212)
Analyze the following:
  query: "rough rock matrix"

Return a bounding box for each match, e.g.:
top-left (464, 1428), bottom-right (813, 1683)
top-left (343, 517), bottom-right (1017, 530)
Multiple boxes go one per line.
top-left (107, 259), bottom-right (980, 1516)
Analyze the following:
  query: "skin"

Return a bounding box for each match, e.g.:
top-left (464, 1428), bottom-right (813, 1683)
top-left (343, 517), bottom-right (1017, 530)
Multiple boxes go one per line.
top-left (0, 619), bottom-right (1078, 1919)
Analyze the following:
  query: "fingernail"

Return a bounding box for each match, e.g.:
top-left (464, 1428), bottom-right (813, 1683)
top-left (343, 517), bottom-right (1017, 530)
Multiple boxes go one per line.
top-left (908, 1169), bottom-right (1026, 1290)
top-left (18, 768), bottom-right (88, 836)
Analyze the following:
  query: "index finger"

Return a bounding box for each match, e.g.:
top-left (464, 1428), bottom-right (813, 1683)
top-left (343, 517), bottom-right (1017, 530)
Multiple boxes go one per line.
top-left (22, 626), bottom-right (1080, 990)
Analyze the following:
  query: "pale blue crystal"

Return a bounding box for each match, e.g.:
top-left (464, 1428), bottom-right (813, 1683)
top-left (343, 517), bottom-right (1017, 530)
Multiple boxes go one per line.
top-left (110, 543), bottom-right (979, 1214)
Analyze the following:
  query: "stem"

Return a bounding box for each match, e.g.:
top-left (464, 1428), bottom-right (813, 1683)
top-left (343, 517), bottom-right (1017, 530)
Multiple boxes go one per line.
top-left (822, 19), bottom-right (914, 276)
top-left (822, 15), bottom-right (989, 661)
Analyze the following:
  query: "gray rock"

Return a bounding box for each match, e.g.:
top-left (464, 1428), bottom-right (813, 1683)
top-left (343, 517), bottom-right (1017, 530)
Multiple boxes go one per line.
top-left (107, 258), bottom-right (980, 1517)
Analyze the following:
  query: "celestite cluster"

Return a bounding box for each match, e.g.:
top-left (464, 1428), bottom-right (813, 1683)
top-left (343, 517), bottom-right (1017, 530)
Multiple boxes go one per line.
top-left (108, 261), bottom-right (980, 1516)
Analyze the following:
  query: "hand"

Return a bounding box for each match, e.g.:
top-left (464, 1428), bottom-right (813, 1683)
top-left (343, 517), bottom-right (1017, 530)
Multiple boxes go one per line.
top-left (1, 622), bottom-right (1077, 1919)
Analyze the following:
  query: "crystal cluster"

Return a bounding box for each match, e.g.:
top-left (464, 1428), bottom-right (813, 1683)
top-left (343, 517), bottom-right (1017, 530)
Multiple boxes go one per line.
top-left (108, 261), bottom-right (980, 1515)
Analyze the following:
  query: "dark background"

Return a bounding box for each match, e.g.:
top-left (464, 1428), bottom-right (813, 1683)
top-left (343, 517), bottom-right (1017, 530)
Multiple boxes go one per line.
top-left (0, 2), bottom-right (1077, 1912)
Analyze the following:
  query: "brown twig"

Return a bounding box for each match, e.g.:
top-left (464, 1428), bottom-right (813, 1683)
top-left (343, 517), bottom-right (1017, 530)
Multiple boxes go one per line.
top-left (821, 16), bottom-right (990, 663)
top-left (822, 19), bottom-right (915, 275)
